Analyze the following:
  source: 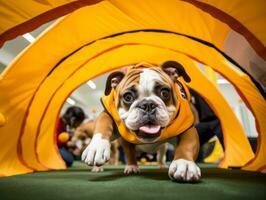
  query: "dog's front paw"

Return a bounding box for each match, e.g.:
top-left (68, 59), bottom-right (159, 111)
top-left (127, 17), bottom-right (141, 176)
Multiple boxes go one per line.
top-left (124, 165), bottom-right (140, 175)
top-left (168, 159), bottom-right (201, 182)
top-left (81, 133), bottom-right (111, 166)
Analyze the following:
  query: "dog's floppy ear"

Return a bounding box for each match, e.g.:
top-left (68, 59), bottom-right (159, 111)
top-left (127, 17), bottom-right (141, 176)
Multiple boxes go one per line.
top-left (161, 61), bottom-right (191, 82)
top-left (105, 71), bottom-right (125, 95)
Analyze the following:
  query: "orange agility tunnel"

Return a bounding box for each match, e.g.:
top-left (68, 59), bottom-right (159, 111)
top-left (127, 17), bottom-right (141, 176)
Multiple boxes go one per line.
top-left (0, 0), bottom-right (265, 176)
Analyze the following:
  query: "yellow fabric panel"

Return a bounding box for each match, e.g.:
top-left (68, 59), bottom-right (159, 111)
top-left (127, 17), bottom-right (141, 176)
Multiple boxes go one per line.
top-left (1, 1), bottom-right (135, 78)
top-left (21, 71), bottom-right (66, 170)
top-left (37, 99), bottom-right (66, 170)
top-left (109, 0), bottom-right (229, 50)
top-left (0, 0), bottom-right (230, 47)
top-left (205, 66), bottom-right (218, 84)
top-left (28, 54), bottom-right (80, 169)
top-left (198, 0), bottom-right (266, 46)
top-left (198, 62), bottom-right (266, 170)
top-left (0, 112), bottom-right (6, 126)
top-left (1, 0), bottom-right (264, 48)
top-left (0, 0), bottom-right (76, 33)
top-left (29, 33), bottom-right (253, 170)
top-left (0, 75), bottom-right (33, 175)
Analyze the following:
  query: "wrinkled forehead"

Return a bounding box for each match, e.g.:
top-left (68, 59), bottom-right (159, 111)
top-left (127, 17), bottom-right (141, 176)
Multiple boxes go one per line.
top-left (117, 67), bottom-right (172, 93)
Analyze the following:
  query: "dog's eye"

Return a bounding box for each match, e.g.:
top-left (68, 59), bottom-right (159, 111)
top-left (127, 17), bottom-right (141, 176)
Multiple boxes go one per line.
top-left (123, 92), bottom-right (135, 104)
top-left (160, 88), bottom-right (170, 100)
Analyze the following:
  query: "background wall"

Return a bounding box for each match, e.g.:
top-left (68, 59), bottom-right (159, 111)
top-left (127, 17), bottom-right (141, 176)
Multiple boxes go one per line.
top-left (218, 81), bottom-right (258, 137)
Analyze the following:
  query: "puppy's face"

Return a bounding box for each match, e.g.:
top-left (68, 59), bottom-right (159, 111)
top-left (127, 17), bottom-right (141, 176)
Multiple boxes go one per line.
top-left (105, 61), bottom-right (191, 143)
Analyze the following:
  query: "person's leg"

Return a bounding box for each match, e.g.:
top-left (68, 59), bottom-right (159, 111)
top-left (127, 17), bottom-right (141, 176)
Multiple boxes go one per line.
top-left (59, 147), bottom-right (74, 167)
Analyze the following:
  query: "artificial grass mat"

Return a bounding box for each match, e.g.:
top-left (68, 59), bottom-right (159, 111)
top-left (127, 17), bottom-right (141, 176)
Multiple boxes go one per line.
top-left (0, 162), bottom-right (265, 200)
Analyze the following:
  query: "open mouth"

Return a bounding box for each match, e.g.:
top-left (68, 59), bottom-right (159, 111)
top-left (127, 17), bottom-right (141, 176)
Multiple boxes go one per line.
top-left (137, 124), bottom-right (161, 139)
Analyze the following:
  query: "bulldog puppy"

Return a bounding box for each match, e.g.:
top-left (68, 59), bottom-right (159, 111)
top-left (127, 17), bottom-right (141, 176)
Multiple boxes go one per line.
top-left (82, 61), bottom-right (201, 182)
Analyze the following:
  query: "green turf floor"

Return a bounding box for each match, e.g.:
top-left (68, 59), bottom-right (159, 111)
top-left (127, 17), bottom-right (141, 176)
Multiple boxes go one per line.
top-left (0, 162), bottom-right (266, 200)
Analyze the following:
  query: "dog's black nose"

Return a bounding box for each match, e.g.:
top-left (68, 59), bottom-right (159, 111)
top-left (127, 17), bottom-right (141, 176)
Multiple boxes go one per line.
top-left (138, 100), bottom-right (157, 113)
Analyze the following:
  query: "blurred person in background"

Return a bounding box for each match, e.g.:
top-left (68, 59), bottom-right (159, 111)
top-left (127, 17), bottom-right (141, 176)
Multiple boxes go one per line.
top-left (56, 106), bottom-right (85, 167)
top-left (189, 88), bottom-right (224, 163)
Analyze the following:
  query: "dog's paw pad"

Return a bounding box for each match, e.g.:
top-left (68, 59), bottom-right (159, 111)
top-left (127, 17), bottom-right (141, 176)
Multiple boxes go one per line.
top-left (124, 165), bottom-right (140, 175)
top-left (91, 166), bottom-right (104, 172)
top-left (168, 159), bottom-right (201, 182)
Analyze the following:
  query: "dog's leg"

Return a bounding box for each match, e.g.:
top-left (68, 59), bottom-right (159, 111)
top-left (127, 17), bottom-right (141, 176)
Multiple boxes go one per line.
top-left (109, 140), bottom-right (119, 165)
top-left (81, 112), bottom-right (113, 166)
top-left (157, 143), bottom-right (167, 168)
top-left (120, 138), bottom-right (140, 174)
top-left (168, 127), bottom-right (201, 182)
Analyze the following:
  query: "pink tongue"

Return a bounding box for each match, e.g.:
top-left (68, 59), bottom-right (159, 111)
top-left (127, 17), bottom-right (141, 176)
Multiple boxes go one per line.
top-left (139, 125), bottom-right (161, 134)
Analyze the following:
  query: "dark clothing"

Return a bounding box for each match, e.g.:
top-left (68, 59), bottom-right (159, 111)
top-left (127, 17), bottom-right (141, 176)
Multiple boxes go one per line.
top-left (56, 117), bottom-right (66, 134)
top-left (56, 117), bottom-right (73, 166)
top-left (56, 117), bottom-right (67, 148)
top-left (59, 147), bottom-right (74, 167)
top-left (56, 106), bottom-right (85, 167)
top-left (190, 89), bottom-right (224, 148)
top-left (196, 119), bottom-right (223, 147)
top-left (190, 89), bottom-right (217, 122)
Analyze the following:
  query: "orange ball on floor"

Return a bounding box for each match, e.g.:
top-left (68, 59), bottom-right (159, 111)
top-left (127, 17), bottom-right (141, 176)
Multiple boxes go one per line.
top-left (58, 132), bottom-right (70, 143)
